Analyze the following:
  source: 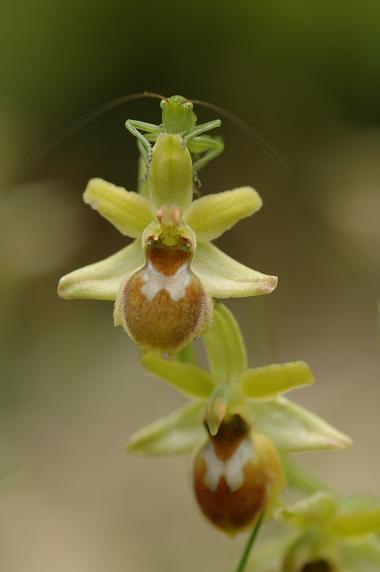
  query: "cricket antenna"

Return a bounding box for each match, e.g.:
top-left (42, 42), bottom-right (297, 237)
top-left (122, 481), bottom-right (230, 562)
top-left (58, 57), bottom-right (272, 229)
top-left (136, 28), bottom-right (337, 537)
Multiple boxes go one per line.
top-left (191, 98), bottom-right (290, 175)
top-left (29, 91), bottom-right (167, 159)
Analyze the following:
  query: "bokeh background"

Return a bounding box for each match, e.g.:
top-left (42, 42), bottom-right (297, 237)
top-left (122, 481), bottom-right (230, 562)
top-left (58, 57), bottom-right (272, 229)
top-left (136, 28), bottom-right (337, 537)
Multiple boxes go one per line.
top-left (1, 1), bottom-right (379, 570)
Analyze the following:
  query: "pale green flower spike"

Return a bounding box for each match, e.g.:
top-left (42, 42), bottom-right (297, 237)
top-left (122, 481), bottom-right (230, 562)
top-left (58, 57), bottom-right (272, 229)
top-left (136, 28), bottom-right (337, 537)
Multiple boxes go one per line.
top-left (127, 303), bottom-right (351, 455)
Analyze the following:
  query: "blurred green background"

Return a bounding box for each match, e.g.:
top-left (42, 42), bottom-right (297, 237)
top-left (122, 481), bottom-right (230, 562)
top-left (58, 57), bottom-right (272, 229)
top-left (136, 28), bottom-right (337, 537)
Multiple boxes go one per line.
top-left (1, 1), bottom-right (379, 570)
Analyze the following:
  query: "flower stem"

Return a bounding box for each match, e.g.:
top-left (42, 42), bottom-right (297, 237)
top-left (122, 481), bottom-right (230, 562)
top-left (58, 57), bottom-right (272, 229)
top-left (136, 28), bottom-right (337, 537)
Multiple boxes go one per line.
top-left (234, 512), bottom-right (264, 572)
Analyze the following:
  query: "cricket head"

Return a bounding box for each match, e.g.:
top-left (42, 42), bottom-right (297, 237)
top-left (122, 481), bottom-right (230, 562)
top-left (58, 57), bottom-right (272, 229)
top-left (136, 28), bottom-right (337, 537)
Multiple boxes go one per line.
top-left (160, 95), bottom-right (197, 136)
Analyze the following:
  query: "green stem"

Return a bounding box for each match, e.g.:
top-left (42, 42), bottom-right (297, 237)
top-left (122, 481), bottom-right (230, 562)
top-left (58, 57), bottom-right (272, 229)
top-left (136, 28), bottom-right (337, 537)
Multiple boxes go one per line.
top-left (234, 512), bottom-right (264, 572)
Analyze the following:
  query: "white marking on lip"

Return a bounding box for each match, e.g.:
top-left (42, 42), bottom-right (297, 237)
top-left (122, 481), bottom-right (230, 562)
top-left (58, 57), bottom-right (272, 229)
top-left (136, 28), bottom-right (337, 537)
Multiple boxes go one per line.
top-left (202, 438), bottom-right (254, 492)
top-left (141, 263), bottom-right (191, 302)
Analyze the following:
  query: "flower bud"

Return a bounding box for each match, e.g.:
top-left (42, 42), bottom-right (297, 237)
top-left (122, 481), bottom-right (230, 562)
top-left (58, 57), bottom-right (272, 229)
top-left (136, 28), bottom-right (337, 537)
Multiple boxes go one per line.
top-left (115, 208), bottom-right (211, 352)
top-left (193, 414), bottom-right (284, 534)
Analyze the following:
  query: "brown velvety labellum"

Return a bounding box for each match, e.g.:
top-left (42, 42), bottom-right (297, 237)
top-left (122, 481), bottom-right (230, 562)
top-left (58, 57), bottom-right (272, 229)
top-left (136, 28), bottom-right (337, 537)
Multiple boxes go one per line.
top-left (121, 236), bottom-right (210, 352)
top-left (193, 416), bottom-right (268, 534)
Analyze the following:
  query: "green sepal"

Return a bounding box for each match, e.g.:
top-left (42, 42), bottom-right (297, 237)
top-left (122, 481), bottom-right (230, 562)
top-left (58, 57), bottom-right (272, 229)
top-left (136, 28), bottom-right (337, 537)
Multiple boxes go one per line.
top-left (141, 352), bottom-right (215, 399)
top-left (127, 401), bottom-right (205, 456)
top-left (149, 133), bottom-right (193, 210)
top-left (183, 186), bottom-right (262, 242)
top-left (58, 239), bottom-right (144, 301)
top-left (281, 492), bottom-right (337, 528)
top-left (333, 506), bottom-right (380, 537)
top-left (340, 538), bottom-right (380, 570)
top-left (83, 178), bottom-right (155, 237)
top-left (192, 241), bottom-right (278, 298)
top-left (251, 397), bottom-right (353, 452)
top-left (240, 361), bottom-right (314, 399)
top-left (203, 303), bottom-right (247, 385)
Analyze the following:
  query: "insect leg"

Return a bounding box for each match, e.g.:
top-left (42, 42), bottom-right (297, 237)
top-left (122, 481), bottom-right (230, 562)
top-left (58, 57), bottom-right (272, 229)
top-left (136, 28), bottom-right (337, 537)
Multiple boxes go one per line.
top-left (189, 136), bottom-right (224, 174)
top-left (184, 119), bottom-right (221, 143)
top-left (125, 119), bottom-right (161, 156)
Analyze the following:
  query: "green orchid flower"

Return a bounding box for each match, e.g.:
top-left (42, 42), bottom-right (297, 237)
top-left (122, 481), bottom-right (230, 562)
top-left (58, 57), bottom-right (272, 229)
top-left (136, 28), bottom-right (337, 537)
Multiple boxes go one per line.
top-left (58, 134), bottom-right (277, 351)
top-left (127, 303), bottom-right (352, 457)
top-left (127, 304), bottom-right (352, 533)
top-left (249, 490), bottom-right (380, 572)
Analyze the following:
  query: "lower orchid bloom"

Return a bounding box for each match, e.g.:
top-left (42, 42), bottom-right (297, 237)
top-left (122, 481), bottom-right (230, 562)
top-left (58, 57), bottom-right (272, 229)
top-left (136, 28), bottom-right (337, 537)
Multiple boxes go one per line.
top-left (249, 488), bottom-right (380, 572)
top-left (127, 304), bottom-right (352, 534)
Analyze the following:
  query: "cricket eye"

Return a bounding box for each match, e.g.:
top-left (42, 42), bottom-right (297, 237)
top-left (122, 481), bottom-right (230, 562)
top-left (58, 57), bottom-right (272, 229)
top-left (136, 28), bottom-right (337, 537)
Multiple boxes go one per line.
top-left (183, 101), bottom-right (193, 110)
top-left (160, 100), bottom-right (167, 109)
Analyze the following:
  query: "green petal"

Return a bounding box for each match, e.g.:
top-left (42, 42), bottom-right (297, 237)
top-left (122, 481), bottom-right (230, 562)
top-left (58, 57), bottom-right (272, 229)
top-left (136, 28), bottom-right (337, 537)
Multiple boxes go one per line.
top-left (281, 492), bottom-right (337, 528)
top-left (149, 133), bottom-right (193, 210)
top-left (333, 506), bottom-right (380, 537)
top-left (341, 538), bottom-right (380, 569)
top-left (84, 178), bottom-right (155, 237)
top-left (240, 361), bottom-right (314, 399)
top-left (203, 303), bottom-right (247, 385)
top-left (141, 352), bottom-right (215, 399)
top-left (183, 187), bottom-right (262, 241)
top-left (251, 397), bottom-right (352, 452)
top-left (127, 401), bottom-right (205, 456)
top-left (58, 240), bottom-right (144, 301)
top-left (192, 242), bottom-right (277, 298)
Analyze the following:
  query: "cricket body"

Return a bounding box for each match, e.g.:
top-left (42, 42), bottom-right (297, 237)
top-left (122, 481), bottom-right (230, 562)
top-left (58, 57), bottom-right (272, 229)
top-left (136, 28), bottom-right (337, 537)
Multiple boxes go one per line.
top-left (126, 94), bottom-right (224, 187)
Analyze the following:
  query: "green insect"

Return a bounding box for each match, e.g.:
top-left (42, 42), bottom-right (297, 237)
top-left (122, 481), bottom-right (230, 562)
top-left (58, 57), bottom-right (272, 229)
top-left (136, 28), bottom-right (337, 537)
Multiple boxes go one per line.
top-left (125, 94), bottom-right (224, 181)
top-left (31, 91), bottom-right (286, 177)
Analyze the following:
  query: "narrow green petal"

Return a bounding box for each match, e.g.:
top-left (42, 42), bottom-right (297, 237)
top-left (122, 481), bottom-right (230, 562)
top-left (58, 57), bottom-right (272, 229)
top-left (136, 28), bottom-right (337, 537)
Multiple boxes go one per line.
top-left (58, 240), bottom-right (144, 301)
top-left (183, 187), bottom-right (262, 241)
top-left (281, 492), bottom-right (337, 528)
top-left (341, 538), bottom-right (380, 569)
top-left (84, 178), bottom-right (155, 237)
top-left (240, 361), bottom-right (314, 399)
top-left (203, 303), bottom-right (247, 385)
top-left (251, 397), bottom-right (352, 452)
top-left (333, 507), bottom-right (380, 537)
top-left (192, 242), bottom-right (277, 298)
top-left (141, 352), bottom-right (215, 398)
top-left (127, 401), bottom-right (205, 456)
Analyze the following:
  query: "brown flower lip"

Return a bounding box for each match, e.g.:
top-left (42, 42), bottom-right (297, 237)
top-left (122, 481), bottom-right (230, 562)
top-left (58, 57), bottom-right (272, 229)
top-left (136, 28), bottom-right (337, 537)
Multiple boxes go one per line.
top-left (193, 415), bottom-right (267, 534)
top-left (121, 237), bottom-right (211, 352)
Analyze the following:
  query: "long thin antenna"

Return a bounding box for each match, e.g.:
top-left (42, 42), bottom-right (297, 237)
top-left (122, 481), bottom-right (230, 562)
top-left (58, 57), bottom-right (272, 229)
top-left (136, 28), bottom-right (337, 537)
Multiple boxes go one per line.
top-left (191, 98), bottom-right (290, 174)
top-left (29, 91), bottom-right (166, 159)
